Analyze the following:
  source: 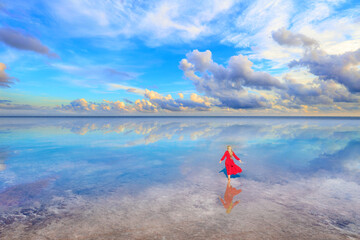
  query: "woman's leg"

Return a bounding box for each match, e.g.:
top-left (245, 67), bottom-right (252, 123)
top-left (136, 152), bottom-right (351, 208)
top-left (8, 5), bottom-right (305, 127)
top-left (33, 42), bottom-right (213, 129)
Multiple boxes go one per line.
top-left (228, 175), bottom-right (231, 181)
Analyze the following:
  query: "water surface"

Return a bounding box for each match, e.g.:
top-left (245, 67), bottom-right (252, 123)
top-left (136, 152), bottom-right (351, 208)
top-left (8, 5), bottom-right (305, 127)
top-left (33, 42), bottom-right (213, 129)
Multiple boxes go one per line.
top-left (0, 117), bottom-right (359, 239)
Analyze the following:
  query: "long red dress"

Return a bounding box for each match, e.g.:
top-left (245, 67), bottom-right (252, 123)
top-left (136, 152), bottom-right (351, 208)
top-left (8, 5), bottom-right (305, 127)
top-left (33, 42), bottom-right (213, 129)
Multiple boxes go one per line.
top-left (220, 150), bottom-right (242, 175)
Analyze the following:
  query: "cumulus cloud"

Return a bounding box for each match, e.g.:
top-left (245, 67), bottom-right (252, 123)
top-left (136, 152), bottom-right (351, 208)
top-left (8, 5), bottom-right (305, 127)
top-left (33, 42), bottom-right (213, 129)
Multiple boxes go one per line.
top-left (133, 99), bottom-right (158, 113)
top-left (271, 28), bottom-right (360, 106)
top-left (0, 27), bottom-right (58, 58)
top-left (145, 89), bottom-right (172, 101)
top-left (280, 76), bottom-right (358, 105)
top-left (56, 99), bottom-right (98, 112)
top-left (180, 50), bottom-right (283, 109)
top-left (176, 43), bottom-right (360, 113)
top-left (289, 48), bottom-right (360, 93)
top-left (0, 63), bottom-right (17, 87)
top-left (103, 100), bottom-right (129, 111)
top-left (175, 99), bottom-right (213, 111)
top-left (55, 89), bottom-right (214, 114)
top-left (57, 98), bottom-right (133, 113)
top-left (55, 97), bottom-right (150, 114)
top-left (272, 28), bottom-right (318, 48)
top-left (189, 93), bottom-right (211, 106)
top-left (144, 89), bottom-right (212, 111)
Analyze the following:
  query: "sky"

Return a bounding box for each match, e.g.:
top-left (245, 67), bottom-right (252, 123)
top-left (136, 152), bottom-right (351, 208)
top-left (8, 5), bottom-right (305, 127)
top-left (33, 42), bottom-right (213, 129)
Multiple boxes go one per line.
top-left (0, 0), bottom-right (359, 116)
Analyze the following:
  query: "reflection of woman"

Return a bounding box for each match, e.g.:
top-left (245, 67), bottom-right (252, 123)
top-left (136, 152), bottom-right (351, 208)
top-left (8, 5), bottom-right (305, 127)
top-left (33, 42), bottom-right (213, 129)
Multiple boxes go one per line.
top-left (219, 145), bottom-right (242, 181)
top-left (219, 182), bottom-right (242, 214)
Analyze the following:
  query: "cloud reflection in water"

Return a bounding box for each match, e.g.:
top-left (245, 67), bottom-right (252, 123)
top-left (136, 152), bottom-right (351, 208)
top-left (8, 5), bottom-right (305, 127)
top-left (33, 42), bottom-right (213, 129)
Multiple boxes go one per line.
top-left (0, 117), bottom-right (359, 239)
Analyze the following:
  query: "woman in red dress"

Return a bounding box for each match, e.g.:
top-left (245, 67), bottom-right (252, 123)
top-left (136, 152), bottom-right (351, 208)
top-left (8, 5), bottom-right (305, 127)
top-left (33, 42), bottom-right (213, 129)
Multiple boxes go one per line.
top-left (219, 145), bottom-right (242, 181)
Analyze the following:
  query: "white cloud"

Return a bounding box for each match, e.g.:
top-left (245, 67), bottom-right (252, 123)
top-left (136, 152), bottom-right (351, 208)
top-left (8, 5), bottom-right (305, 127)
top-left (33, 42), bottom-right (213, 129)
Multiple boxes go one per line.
top-left (54, 88), bottom-right (214, 114)
top-left (45, 0), bottom-right (237, 45)
top-left (221, 0), bottom-right (360, 70)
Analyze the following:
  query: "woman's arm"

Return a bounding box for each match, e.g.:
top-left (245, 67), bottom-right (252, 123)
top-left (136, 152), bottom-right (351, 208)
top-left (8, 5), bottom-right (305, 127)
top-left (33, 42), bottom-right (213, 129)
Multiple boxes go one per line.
top-left (219, 196), bottom-right (225, 206)
top-left (233, 152), bottom-right (241, 161)
top-left (220, 151), bottom-right (227, 162)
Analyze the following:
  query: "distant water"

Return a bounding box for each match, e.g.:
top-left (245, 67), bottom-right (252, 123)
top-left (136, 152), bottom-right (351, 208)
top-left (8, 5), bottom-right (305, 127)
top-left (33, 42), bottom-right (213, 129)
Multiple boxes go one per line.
top-left (0, 117), bottom-right (359, 240)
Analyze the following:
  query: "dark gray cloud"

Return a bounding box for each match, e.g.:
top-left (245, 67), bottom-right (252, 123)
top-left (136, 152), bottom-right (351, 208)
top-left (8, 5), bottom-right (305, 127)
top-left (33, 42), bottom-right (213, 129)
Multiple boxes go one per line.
top-left (0, 27), bottom-right (58, 58)
top-left (280, 77), bottom-right (359, 106)
top-left (0, 100), bottom-right (11, 103)
top-left (180, 50), bottom-right (282, 109)
top-left (0, 63), bottom-right (17, 88)
top-left (216, 94), bottom-right (268, 109)
top-left (289, 48), bottom-right (360, 93)
top-left (272, 28), bottom-right (318, 48)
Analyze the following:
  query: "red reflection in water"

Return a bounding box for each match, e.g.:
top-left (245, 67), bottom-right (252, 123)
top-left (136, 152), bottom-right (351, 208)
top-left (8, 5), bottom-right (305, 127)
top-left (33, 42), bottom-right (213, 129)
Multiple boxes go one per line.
top-left (219, 182), bottom-right (242, 214)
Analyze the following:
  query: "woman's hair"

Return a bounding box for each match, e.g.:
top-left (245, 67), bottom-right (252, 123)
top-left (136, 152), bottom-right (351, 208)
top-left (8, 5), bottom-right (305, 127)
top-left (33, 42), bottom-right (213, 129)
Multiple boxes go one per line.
top-left (227, 145), bottom-right (233, 157)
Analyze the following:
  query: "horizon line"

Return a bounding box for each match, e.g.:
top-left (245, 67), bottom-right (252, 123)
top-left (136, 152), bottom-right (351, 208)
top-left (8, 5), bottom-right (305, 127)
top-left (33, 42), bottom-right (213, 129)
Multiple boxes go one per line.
top-left (0, 115), bottom-right (360, 118)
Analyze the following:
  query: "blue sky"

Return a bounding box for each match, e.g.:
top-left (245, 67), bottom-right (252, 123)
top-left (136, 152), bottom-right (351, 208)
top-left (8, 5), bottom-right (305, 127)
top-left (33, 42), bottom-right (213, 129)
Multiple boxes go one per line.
top-left (0, 0), bottom-right (359, 116)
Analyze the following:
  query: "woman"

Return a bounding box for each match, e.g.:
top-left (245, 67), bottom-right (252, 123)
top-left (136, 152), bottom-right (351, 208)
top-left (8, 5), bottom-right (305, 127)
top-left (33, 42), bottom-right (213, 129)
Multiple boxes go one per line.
top-left (219, 145), bottom-right (242, 181)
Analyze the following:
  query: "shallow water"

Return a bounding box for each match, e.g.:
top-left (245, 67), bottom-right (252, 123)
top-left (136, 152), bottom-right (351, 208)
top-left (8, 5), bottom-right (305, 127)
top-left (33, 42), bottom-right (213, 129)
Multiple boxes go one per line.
top-left (0, 117), bottom-right (359, 240)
